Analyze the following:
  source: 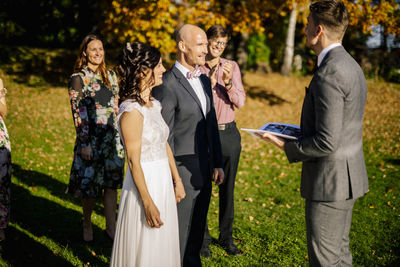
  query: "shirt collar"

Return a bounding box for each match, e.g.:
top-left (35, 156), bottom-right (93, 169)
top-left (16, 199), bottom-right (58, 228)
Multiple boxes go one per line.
top-left (175, 61), bottom-right (197, 79)
top-left (318, 43), bottom-right (342, 67)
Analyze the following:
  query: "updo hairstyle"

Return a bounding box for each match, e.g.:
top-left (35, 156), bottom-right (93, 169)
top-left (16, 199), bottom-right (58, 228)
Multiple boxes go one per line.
top-left (116, 42), bottom-right (161, 105)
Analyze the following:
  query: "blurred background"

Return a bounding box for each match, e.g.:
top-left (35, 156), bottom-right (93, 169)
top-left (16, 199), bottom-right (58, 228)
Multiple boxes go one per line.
top-left (0, 0), bottom-right (399, 86)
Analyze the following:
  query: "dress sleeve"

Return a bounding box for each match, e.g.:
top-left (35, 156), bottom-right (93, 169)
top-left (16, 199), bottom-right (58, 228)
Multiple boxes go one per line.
top-left (68, 74), bottom-right (91, 146)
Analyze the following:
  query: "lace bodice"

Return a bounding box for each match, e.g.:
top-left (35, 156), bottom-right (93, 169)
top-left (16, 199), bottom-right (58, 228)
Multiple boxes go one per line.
top-left (117, 99), bottom-right (169, 162)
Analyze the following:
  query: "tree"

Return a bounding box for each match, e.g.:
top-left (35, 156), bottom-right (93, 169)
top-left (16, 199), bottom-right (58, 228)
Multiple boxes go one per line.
top-left (281, 2), bottom-right (298, 75)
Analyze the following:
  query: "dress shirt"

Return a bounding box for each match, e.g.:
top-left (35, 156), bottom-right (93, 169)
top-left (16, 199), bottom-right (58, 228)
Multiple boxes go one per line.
top-left (175, 61), bottom-right (207, 116)
top-left (199, 58), bottom-right (246, 124)
top-left (318, 43), bottom-right (342, 67)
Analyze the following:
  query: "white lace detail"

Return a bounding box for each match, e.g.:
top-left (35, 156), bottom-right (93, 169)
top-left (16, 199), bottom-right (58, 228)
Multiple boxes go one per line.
top-left (117, 99), bottom-right (169, 162)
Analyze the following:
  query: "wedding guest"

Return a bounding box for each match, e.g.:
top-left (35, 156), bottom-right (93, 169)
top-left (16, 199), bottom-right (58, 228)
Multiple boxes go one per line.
top-left (199, 25), bottom-right (246, 256)
top-left (258, 1), bottom-right (368, 265)
top-left (67, 35), bottom-right (125, 242)
top-left (110, 41), bottom-right (185, 267)
top-left (153, 24), bottom-right (224, 267)
top-left (0, 78), bottom-right (11, 242)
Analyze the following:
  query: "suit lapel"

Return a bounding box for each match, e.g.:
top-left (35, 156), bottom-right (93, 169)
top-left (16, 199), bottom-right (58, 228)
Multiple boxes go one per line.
top-left (171, 67), bottom-right (204, 113)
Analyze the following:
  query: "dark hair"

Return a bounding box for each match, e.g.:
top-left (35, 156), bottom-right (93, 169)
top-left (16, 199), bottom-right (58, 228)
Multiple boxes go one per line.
top-left (74, 34), bottom-right (110, 88)
top-left (206, 25), bottom-right (228, 40)
top-left (309, 0), bottom-right (349, 39)
top-left (116, 42), bottom-right (161, 105)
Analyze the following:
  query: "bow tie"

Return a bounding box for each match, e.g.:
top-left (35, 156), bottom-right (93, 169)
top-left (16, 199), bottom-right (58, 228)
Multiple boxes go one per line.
top-left (187, 68), bottom-right (201, 79)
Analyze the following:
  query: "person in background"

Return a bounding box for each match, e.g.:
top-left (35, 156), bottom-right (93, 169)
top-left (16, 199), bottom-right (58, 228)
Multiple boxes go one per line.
top-left (199, 24), bottom-right (246, 256)
top-left (0, 78), bottom-right (11, 242)
top-left (258, 1), bottom-right (368, 265)
top-left (67, 35), bottom-right (125, 242)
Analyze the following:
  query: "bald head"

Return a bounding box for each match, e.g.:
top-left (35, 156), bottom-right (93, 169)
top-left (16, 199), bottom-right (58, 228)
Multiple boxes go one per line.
top-left (176, 24), bottom-right (204, 43)
top-left (176, 24), bottom-right (208, 70)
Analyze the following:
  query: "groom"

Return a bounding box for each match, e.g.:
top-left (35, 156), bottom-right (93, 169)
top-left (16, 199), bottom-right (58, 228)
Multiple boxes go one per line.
top-left (153, 24), bottom-right (224, 267)
top-left (258, 1), bottom-right (368, 266)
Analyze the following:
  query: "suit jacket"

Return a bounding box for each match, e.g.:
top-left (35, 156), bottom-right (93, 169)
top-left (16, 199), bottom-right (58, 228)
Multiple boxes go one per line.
top-left (153, 65), bottom-right (223, 188)
top-left (284, 46), bottom-right (369, 201)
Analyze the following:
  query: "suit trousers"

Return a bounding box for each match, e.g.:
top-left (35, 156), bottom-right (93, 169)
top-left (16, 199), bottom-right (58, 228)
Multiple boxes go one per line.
top-left (305, 198), bottom-right (356, 267)
top-left (203, 122), bottom-right (242, 245)
top-left (176, 155), bottom-right (212, 267)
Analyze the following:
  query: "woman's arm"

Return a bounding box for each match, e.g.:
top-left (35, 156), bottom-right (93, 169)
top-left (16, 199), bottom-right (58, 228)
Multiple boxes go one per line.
top-left (120, 109), bottom-right (163, 228)
top-left (166, 143), bottom-right (185, 203)
top-left (68, 75), bottom-right (93, 160)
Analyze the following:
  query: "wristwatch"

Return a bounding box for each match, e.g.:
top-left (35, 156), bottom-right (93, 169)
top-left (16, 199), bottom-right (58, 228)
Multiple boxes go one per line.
top-left (224, 80), bottom-right (232, 87)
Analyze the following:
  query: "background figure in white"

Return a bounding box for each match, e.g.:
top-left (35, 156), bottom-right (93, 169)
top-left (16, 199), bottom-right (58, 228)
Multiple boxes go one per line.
top-left (110, 42), bottom-right (185, 267)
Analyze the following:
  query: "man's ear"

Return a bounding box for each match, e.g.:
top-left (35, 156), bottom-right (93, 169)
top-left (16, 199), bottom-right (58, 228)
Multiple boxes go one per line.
top-left (315, 25), bottom-right (323, 39)
top-left (178, 40), bottom-right (185, 52)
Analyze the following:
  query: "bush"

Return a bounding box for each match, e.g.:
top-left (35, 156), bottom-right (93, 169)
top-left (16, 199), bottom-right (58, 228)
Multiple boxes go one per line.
top-left (0, 45), bottom-right (76, 86)
top-left (247, 33), bottom-right (271, 72)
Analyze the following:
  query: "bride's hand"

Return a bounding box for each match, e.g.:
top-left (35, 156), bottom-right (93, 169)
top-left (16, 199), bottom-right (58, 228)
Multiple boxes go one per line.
top-left (174, 179), bottom-right (186, 203)
top-left (144, 201), bottom-right (163, 228)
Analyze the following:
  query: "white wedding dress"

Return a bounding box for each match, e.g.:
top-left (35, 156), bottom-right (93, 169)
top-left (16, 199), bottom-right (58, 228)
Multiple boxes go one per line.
top-left (110, 99), bottom-right (180, 267)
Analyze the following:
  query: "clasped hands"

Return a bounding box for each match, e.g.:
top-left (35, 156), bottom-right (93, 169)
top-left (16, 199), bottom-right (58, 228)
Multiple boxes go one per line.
top-left (209, 62), bottom-right (233, 89)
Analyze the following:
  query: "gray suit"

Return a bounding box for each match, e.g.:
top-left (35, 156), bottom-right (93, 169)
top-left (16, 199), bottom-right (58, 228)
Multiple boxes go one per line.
top-left (153, 65), bottom-right (223, 267)
top-left (284, 46), bottom-right (368, 266)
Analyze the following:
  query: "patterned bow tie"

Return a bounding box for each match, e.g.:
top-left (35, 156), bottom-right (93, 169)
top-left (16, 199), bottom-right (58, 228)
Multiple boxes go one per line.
top-left (187, 67), bottom-right (201, 79)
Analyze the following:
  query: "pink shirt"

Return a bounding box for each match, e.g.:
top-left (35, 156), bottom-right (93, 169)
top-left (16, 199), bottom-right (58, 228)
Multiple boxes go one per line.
top-left (199, 58), bottom-right (246, 124)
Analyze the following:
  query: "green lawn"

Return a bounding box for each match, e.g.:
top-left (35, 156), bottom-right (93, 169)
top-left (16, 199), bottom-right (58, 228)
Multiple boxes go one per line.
top-left (0, 70), bottom-right (399, 266)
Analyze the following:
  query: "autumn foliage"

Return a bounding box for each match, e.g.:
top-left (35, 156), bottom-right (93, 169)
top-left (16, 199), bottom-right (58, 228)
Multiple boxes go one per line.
top-left (101, 0), bottom-right (399, 57)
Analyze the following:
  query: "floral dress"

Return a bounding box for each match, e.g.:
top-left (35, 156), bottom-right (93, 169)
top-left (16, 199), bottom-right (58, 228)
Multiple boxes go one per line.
top-left (0, 115), bottom-right (11, 229)
top-left (67, 67), bottom-right (125, 198)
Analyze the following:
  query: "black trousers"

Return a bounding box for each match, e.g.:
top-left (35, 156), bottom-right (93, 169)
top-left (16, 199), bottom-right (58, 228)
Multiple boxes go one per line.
top-left (203, 121), bottom-right (242, 244)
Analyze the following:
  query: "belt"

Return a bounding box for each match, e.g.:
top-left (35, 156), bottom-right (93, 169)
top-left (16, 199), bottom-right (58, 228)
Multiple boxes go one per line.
top-left (218, 121), bottom-right (236, 131)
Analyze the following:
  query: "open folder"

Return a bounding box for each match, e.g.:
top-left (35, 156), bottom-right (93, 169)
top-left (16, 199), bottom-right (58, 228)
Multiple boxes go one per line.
top-left (241, 123), bottom-right (301, 140)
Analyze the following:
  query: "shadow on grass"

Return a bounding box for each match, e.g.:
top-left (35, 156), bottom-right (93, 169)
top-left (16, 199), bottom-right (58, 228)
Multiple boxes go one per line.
top-left (7, 166), bottom-right (114, 266)
top-left (246, 86), bottom-right (288, 106)
top-left (384, 158), bottom-right (400, 166)
top-left (11, 164), bottom-right (104, 214)
top-left (0, 225), bottom-right (72, 267)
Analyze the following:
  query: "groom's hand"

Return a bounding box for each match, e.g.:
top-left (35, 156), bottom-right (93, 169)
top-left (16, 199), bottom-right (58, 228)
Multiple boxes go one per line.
top-left (213, 168), bottom-right (224, 186)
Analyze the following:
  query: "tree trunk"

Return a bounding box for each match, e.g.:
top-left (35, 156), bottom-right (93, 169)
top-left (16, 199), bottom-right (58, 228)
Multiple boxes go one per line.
top-left (237, 32), bottom-right (249, 77)
top-left (280, 2), bottom-right (297, 76)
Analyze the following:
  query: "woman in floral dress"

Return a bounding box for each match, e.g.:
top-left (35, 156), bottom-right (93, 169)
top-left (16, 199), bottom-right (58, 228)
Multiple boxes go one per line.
top-left (0, 77), bottom-right (11, 242)
top-left (67, 35), bottom-right (125, 242)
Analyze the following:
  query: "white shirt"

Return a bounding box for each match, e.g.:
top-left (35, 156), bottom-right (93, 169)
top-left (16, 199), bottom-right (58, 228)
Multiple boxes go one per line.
top-left (175, 61), bottom-right (207, 116)
top-left (318, 43), bottom-right (342, 67)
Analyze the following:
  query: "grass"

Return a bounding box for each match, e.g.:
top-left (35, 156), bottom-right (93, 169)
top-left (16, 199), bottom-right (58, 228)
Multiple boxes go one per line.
top-left (0, 69), bottom-right (399, 266)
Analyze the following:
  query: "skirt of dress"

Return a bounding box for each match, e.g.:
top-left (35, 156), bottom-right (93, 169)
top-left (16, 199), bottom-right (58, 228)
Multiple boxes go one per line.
top-left (110, 158), bottom-right (180, 267)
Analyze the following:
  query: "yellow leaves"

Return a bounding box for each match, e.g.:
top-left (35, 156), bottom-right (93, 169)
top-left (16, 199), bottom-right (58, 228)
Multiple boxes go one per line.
top-left (344, 0), bottom-right (400, 35)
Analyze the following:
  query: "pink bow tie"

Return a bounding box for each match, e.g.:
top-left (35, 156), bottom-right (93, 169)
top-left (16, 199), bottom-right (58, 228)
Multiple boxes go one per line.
top-left (187, 68), bottom-right (201, 79)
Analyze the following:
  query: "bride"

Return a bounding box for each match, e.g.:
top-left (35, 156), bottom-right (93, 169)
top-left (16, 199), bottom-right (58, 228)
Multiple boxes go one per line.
top-left (110, 42), bottom-right (185, 267)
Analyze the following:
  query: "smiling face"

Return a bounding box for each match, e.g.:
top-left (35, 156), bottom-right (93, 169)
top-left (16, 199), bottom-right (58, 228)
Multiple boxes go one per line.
top-left (179, 27), bottom-right (209, 69)
top-left (207, 36), bottom-right (228, 59)
top-left (84, 40), bottom-right (104, 71)
top-left (152, 58), bottom-right (166, 87)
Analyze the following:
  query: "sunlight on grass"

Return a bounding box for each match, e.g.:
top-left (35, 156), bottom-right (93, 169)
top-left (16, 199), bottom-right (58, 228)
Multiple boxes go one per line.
top-left (1, 70), bottom-right (399, 266)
